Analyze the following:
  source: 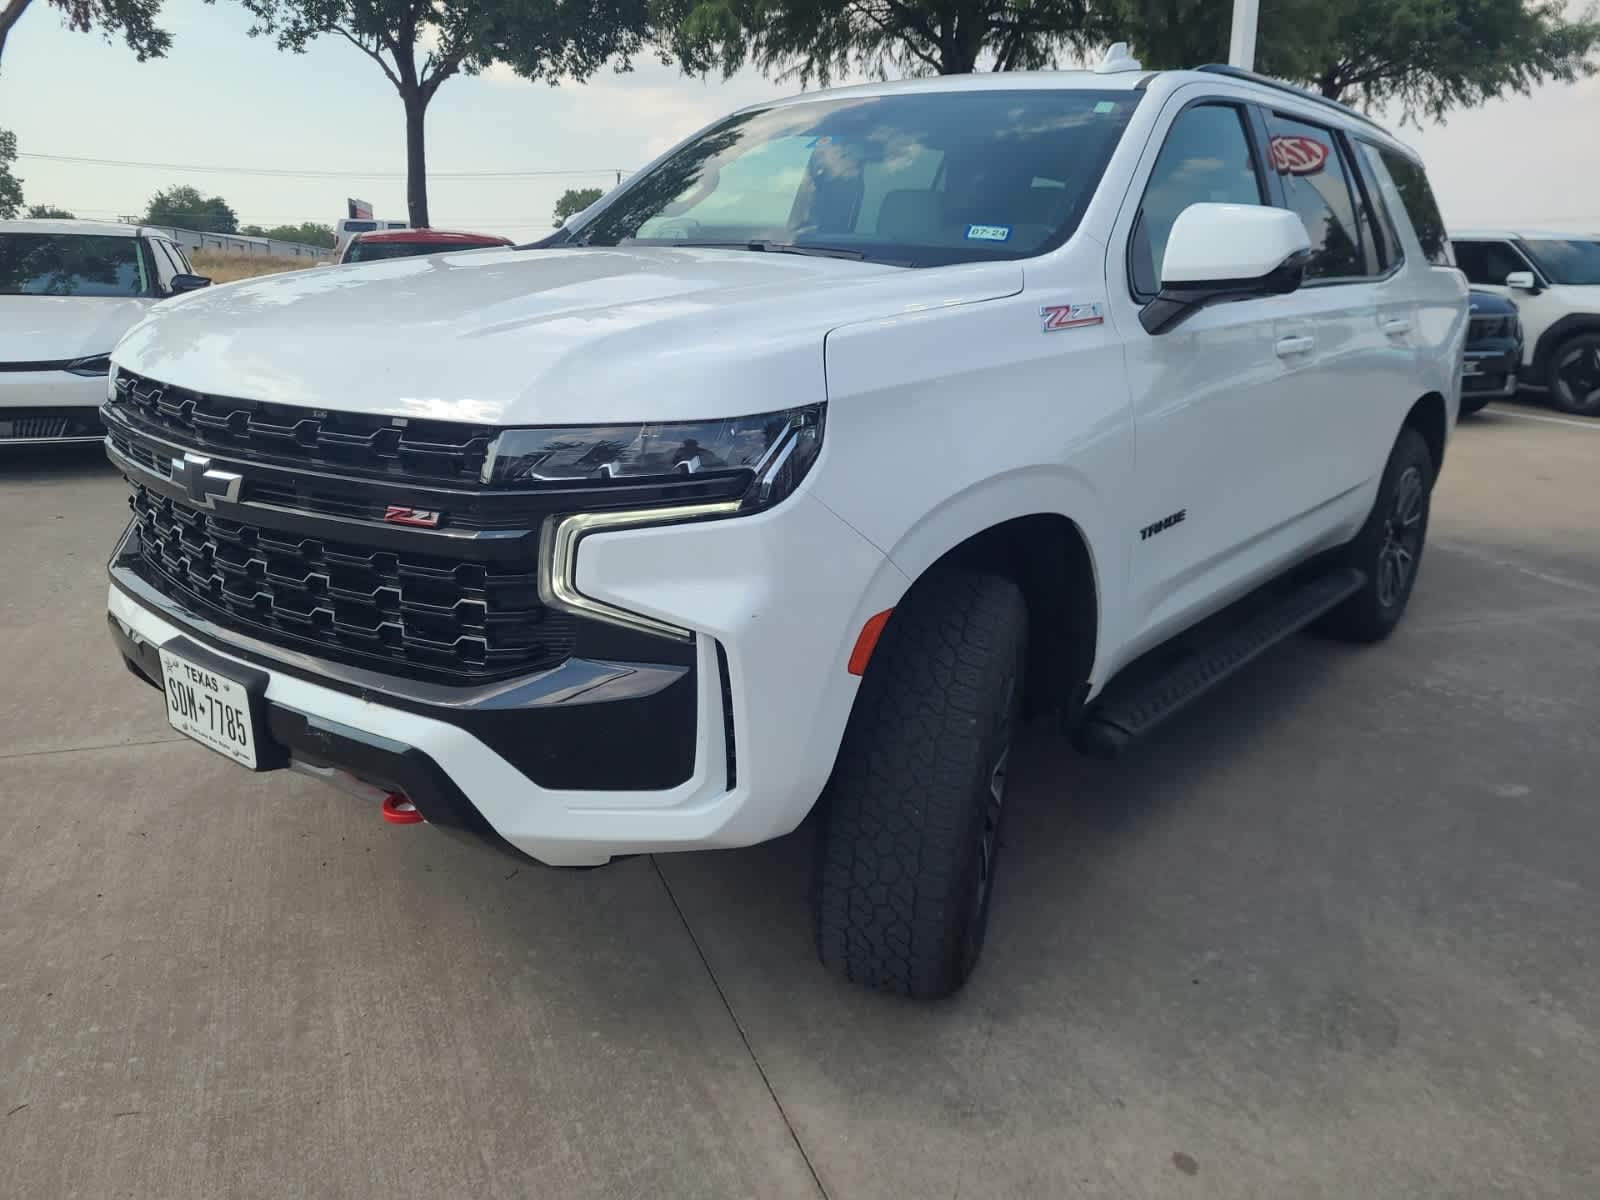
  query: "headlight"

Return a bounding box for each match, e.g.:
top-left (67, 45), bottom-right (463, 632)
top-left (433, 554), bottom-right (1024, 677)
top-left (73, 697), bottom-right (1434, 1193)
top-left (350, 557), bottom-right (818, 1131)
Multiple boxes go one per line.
top-left (483, 404), bottom-right (824, 511)
top-left (64, 353), bottom-right (112, 377)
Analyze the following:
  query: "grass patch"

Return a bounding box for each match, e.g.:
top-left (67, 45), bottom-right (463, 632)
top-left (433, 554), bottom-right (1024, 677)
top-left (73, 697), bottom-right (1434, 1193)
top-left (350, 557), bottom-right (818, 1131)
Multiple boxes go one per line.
top-left (191, 249), bottom-right (326, 283)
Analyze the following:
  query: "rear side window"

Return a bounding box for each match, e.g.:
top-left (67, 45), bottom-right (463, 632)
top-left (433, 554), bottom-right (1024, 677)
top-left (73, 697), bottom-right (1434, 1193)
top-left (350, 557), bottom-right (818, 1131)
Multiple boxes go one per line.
top-left (1366, 145), bottom-right (1452, 267)
top-left (1129, 103), bottom-right (1265, 298)
top-left (1265, 113), bottom-right (1373, 280)
top-left (1453, 240), bottom-right (1533, 287)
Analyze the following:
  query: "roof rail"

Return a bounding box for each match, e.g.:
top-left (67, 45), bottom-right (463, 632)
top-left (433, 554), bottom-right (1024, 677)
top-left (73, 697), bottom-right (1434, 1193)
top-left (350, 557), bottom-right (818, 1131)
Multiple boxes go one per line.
top-left (1195, 64), bottom-right (1390, 135)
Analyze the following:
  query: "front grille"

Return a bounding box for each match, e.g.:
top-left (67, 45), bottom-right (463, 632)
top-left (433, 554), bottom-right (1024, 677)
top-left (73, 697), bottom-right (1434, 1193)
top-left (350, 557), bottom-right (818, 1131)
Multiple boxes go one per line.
top-left (109, 370), bottom-right (495, 485)
top-left (127, 484), bottom-right (575, 682)
top-left (0, 407), bottom-right (103, 440)
top-left (1469, 314), bottom-right (1515, 340)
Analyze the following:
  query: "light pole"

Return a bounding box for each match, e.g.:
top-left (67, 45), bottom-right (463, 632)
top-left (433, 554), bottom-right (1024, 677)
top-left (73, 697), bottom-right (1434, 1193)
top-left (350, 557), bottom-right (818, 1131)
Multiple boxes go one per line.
top-left (1229, 0), bottom-right (1260, 71)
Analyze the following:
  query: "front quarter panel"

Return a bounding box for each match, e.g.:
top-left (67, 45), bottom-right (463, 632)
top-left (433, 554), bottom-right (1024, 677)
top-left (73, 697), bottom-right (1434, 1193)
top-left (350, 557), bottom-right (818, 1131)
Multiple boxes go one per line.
top-left (811, 239), bottom-right (1134, 683)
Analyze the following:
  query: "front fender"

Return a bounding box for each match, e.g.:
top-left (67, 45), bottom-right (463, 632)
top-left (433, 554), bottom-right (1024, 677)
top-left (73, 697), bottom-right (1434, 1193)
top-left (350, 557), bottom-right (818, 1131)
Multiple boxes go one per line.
top-left (810, 286), bottom-right (1136, 684)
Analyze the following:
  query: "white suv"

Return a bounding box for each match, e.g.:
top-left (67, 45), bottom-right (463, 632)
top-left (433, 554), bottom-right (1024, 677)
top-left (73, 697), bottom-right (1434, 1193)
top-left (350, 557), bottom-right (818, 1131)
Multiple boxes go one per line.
top-left (1451, 230), bottom-right (1600, 415)
top-left (1, 219), bottom-right (210, 444)
top-left (102, 58), bottom-right (1466, 1000)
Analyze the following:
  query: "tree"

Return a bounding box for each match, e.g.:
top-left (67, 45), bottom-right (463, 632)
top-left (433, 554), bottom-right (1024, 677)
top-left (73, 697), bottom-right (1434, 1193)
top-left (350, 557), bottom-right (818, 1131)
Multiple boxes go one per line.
top-left (0, 129), bottom-right (20, 219)
top-left (229, 1), bottom-right (653, 229)
top-left (241, 220), bottom-right (336, 247)
top-left (27, 203), bottom-right (75, 217)
top-left (1107, 0), bottom-right (1600, 122)
top-left (0, 0), bottom-right (171, 70)
top-left (143, 185), bottom-right (240, 232)
top-left (665, 0), bottom-right (1098, 79)
top-left (552, 186), bottom-right (603, 224)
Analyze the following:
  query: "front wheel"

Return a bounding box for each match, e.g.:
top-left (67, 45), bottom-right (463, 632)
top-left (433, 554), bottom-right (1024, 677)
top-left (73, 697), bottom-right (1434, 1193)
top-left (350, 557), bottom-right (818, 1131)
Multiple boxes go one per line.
top-left (1548, 333), bottom-right (1600, 416)
top-left (813, 569), bottom-right (1027, 1001)
top-left (1317, 428), bottom-right (1434, 643)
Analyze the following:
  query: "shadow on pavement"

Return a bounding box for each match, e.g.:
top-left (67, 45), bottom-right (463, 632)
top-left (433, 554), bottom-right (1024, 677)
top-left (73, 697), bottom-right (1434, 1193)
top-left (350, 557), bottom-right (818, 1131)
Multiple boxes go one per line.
top-left (0, 442), bottom-right (115, 482)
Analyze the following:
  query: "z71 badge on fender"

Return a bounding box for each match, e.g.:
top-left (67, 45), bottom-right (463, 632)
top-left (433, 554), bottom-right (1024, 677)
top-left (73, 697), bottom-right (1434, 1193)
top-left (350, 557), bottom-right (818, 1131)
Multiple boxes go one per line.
top-left (1041, 302), bottom-right (1105, 333)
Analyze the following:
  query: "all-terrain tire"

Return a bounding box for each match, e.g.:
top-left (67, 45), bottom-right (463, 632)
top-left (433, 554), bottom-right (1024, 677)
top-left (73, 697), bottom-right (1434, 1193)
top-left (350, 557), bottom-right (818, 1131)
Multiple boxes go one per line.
top-left (1317, 428), bottom-right (1434, 643)
top-left (813, 569), bottom-right (1027, 1001)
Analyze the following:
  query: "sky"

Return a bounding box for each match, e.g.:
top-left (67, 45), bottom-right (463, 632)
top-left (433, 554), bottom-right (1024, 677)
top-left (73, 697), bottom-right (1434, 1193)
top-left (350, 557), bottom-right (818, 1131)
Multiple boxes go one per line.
top-left (1, 1), bottom-right (1597, 241)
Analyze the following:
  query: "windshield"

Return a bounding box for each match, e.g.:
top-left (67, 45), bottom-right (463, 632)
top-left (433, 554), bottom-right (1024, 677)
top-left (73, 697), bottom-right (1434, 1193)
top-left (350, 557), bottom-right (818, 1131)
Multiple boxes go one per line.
top-left (0, 233), bottom-right (149, 297)
top-left (1520, 238), bottom-right (1600, 286)
top-left (345, 239), bottom-right (482, 263)
top-left (569, 90), bottom-right (1140, 267)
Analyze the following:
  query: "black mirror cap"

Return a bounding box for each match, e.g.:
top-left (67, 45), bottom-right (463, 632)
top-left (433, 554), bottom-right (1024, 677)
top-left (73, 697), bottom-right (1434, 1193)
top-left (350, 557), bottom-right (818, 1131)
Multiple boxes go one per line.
top-left (169, 273), bottom-right (212, 294)
top-left (1139, 249), bottom-right (1310, 335)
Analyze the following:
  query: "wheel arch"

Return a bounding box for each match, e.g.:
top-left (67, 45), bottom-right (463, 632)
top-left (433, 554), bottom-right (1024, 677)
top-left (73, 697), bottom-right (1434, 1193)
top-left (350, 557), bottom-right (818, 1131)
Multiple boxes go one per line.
top-left (1531, 313), bottom-right (1600, 384)
top-left (870, 510), bottom-right (1101, 726)
top-left (1403, 391), bottom-right (1448, 474)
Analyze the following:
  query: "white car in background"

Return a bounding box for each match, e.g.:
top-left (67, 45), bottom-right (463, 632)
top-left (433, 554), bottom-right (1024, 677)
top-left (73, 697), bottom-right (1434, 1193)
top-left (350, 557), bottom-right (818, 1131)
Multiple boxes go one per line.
top-left (0, 219), bottom-right (210, 445)
top-left (1452, 230), bottom-right (1600, 415)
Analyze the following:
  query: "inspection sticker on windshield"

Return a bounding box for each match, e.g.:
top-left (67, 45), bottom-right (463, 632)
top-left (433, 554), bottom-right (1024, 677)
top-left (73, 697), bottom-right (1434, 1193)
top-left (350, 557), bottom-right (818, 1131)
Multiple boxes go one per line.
top-left (966, 224), bottom-right (1011, 242)
top-left (1040, 302), bottom-right (1105, 333)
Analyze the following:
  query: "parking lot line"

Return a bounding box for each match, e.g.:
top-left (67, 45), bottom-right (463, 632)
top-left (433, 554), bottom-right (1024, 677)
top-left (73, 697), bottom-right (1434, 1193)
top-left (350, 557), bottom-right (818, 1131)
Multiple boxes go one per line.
top-left (1486, 406), bottom-right (1600, 431)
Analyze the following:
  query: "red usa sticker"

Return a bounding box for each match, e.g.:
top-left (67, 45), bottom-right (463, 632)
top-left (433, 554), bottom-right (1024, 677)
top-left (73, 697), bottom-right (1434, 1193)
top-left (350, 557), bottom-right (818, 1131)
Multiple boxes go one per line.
top-left (1269, 135), bottom-right (1330, 175)
top-left (384, 506), bottom-right (442, 528)
top-left (1040, 302), bottom-right (1105, 333)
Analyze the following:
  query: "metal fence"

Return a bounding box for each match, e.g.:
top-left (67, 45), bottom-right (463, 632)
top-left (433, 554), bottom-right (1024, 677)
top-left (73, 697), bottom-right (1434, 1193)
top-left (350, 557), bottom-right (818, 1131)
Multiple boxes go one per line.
top-left (143, 225), bottom-right (329, 260)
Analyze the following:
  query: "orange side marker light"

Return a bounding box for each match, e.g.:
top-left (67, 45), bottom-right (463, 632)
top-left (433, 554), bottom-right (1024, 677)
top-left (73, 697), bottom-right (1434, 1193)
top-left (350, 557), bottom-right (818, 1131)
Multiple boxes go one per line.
top-left (847, 609), bottom-right (894, 676)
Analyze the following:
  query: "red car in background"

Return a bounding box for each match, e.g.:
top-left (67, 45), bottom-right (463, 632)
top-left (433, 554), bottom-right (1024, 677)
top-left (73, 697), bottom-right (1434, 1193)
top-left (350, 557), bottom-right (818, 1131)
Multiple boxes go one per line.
top-left (338, 228), bottom-right (514, 264)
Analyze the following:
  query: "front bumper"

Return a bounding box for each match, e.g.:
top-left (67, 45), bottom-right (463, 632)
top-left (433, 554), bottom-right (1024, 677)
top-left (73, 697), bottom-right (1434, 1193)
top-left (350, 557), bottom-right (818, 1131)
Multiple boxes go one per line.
top-left (108, 490), bottom-right (905, 866)
top-left (0, 371), bottom-right (108, 444)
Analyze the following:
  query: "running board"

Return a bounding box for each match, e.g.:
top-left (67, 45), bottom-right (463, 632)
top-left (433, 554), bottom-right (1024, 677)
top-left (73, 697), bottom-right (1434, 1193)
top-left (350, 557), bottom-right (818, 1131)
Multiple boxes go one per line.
top-left (1073, 567), bottom-right (1366, 759)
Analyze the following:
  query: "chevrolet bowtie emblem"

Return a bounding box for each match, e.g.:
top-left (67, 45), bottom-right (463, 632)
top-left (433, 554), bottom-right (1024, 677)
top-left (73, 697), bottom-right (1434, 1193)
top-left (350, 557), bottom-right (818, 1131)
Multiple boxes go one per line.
top-left (170, 452), bottom-right (242, 508)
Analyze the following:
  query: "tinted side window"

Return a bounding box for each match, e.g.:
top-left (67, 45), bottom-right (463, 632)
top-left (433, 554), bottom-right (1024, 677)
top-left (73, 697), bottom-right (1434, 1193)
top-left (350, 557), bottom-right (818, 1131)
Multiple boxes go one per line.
top-left (1352, 141), bottom-right (1404, 268)
top-left (1130, 104), bottom-right (1265, 298)
top-left (1368, 145), bottom-right (1452, 266)
top-left (1453, 240), bottom-right (1530, 287)
top-left (1265, 113), bottom-right (1370, 280)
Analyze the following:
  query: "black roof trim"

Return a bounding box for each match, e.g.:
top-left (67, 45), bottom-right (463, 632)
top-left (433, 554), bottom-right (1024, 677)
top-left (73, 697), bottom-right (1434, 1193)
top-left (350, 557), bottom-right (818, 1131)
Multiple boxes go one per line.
top-left (1195, 64), bottom-right (1390, 135)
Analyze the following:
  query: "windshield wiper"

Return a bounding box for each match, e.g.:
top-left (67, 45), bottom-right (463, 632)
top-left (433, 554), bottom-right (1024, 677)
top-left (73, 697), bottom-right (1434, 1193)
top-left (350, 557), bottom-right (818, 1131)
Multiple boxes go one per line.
top-left (671, 240), bottom-right (868, 261)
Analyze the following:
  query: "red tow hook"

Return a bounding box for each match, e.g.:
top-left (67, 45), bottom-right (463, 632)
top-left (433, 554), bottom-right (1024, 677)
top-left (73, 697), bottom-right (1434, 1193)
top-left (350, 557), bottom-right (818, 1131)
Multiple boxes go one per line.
top-left (381, 793), bottom-right (425, 825)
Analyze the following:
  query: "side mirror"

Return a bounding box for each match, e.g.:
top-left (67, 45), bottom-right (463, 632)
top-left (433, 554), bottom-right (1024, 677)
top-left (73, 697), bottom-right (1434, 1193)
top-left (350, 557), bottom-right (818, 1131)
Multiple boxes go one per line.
top-left (1141, 204), bottom-right (1312, 335)
top-left (169, 273), bottom-right (212, 295)
top-left (1504, 270), bottom-right (1539, 293)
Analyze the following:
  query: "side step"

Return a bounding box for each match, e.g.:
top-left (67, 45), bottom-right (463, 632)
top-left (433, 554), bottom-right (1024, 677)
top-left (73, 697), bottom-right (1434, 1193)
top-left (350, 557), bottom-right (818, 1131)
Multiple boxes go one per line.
top-left (1073, 567), bottom-right (1365, 759)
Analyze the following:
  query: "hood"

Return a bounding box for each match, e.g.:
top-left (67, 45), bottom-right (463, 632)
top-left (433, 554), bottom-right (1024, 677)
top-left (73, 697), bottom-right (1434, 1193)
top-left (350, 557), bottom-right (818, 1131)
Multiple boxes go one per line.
top-left (112, 246), bottom-right (1022, 425)
top-left (0, 295), bottom-right (154, 364)
top-left (1467, 290), bottom-right (1517, 315)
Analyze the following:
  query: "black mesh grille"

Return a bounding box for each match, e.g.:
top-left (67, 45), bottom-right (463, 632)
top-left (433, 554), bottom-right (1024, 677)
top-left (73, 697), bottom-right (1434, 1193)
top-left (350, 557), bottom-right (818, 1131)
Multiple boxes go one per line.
top-left (1, 407), bottom-right (103, 440)
top-left (1469, 314), bottom-right (1515, 340)
top-left (127, 484), bottom-right (574, 681)
top-left (109, 370), bottom-right (494, 484)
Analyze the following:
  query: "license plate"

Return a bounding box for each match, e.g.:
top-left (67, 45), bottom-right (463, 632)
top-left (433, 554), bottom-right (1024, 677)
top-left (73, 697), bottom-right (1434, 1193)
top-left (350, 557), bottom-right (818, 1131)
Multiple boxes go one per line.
top-left (159, 647), bottom-right (259, 768)
top-left (1463, 360), bottom-right (1484, 377)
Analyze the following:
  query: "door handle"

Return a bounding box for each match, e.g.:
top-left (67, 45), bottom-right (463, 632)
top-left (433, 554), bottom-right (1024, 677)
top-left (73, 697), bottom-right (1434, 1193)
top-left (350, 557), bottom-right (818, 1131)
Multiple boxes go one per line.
top-left (1381, 318), bottom-right (1413, 336)
top-left (1275, 335), bottom-right (1315, 357)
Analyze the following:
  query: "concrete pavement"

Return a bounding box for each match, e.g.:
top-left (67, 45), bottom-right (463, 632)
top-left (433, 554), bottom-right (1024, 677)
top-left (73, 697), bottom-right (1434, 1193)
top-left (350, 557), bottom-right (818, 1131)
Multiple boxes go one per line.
top-left (2, 401), bottom-right (1597, 1198)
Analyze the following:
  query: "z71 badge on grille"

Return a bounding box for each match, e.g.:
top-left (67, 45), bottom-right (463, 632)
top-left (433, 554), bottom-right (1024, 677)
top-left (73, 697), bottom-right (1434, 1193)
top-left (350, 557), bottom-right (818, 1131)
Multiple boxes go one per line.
top-left (384, 506), bottom-right (442, 528)
top-left (1041, 302), bottom-right (1105, 333)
